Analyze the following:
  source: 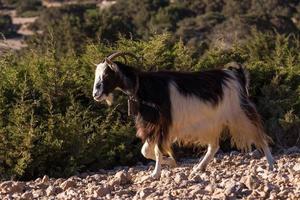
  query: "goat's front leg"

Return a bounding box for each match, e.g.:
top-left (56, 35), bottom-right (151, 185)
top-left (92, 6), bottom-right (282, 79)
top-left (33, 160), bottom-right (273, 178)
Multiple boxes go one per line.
top-left (141, 140), bottom-right (176, 167)
top-left (150, 144), bottom-right (162, 179)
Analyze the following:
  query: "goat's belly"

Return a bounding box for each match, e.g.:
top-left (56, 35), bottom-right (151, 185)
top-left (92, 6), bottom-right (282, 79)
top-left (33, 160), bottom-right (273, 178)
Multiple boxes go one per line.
top-left (171, 118), bottom-right (223, 144)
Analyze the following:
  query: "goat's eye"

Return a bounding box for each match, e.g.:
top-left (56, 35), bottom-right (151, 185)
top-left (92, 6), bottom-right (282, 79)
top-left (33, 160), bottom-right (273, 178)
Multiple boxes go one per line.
top-left (96, 82), bottom-right (102, 89)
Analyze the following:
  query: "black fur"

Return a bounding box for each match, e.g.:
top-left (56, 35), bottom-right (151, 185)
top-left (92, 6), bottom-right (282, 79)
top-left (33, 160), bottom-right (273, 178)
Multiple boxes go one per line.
top-left (240, 97), bottom-right (262, 127)
top-left (100, 66), bottom-right (121, 96)
top-left (228, 64), bottom-right (249, 95)
top-left (170, 70), bottom-right (232, 105)
top-left (110, 62), bottom-right (235, 153)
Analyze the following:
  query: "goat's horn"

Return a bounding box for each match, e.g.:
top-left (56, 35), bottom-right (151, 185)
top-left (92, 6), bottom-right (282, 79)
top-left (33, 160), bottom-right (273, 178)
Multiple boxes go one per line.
top-left (107, 51), bottom-right (139, 62)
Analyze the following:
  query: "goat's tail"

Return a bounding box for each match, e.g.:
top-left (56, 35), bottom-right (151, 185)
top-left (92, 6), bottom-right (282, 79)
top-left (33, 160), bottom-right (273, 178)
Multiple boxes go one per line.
top-left (225, 62), bottom-right (250, 96)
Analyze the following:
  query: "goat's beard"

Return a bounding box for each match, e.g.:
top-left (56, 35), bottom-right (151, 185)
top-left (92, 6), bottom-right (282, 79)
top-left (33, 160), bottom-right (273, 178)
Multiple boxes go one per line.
top-left (94, 93), bottom-right (113, 106)
top-left (105, 93), bottom-right (114, 106)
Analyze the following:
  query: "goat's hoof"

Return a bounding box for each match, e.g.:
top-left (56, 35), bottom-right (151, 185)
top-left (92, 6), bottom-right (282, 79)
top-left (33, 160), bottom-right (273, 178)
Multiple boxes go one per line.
top-left (189, 170), bottom-right (202, 180)
top-left (268, 160), bottom-right (277, 171)
top-left (268, 164), bottom-right (277, 172)
top-left (192, 164), bottom-right (206, 172)
top-left (150, 172), bottom-right (161, 180)
top-left (189, 171), bottom-right (197, 179)
top-left (138, 173), bottom-right (160, 183)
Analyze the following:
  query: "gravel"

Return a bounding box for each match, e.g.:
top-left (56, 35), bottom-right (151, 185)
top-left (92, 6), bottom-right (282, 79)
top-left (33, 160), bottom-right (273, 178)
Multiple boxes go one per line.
top-left (0, 151), bottom-right (299, 200)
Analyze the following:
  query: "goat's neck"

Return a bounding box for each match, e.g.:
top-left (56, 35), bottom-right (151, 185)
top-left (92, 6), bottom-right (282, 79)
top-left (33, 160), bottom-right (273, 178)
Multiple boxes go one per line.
top-left (118, 73), bottom-right (139, 99)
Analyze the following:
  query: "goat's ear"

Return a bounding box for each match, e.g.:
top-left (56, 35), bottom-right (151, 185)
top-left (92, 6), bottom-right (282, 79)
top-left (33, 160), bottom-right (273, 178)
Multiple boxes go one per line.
top-left (105, 58), bottom-right (119, 72)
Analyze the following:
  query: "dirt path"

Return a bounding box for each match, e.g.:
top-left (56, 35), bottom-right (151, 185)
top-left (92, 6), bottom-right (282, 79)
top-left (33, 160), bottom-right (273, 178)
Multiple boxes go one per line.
top-left (0, 151), bottom-right (299, 199)
top-left (0, 1), bottom-right (115, 54)
top-left (0, 38), bottom-right (27, 51)
top-left (0, 10), bottom-right (37, 53)
top-left (42, 0), bottom-right (116, 9)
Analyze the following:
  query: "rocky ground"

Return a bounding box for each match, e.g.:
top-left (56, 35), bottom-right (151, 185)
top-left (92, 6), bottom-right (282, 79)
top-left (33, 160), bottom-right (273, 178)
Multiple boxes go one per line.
top-left (0, 149), bottom-right (299, 200)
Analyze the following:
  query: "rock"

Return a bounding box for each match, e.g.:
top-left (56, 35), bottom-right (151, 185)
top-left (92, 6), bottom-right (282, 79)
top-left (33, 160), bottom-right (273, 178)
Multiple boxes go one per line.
top-left (90, 174), bottom-right (105, 181)
top-left (241, 175), bottom-right (261, 190)
top-left (12, 193), bottom-right (21, 199)
top-left (174, 172), bottom-right (187, 184)
top-left (138, 187), bottom-right (154, 199)
top-left (66, 189), bottom-right (78, 197)
top-left (21, 191), bottom-right (33, 199)
top-left (256, 166), bottom-right (266, 173)
top-left (147, 191), bottom-right (164, 199)
top-left (60, 179), bottom-right (76, 190)
top-left (32, 189), bottom-right (46, 198)
top-left (35, 182), bottom-right (48, 190)
top-left (293, 163), bottom-right (300, 172)
top-left (110, 171), bottom-right (131, 186)
top-left (93, 185), bottom-right (111, 197)
top-left (56, 191), bottom-right (67, 199)
top-left (205, 184), bottom-right (215, 194)
top-left (128, 167), bottom-right (135, 174)
top-left (189, 185), bottom-right (205, 196)
top-left (161, 169), bottom-right (172, 178)
top-left (257, 190), bottom-right (268, 199)
top-left (0, 152), bottom-right (299, 200)
top-left (46, 186), bottom-right (54, 196)
top-left (35, 178), bottom-right (42, 183)
top-left (212, 188), bottom-right (225, 199)
top-left (285, 146), bottom-right (300, 154)
top-left (190, 174), bottom-right (202, 183)
top-left (3, 182), bottom-right (25, 194)
top-left (0, 181), bottom-right (13, 193)
top-left (249, 149), bottom-right (262, 159)
top-left (224, 180), bottom-right (237, 195)
top-left (46, 185), bottom-right (63, 196)
top-left (41, 175), bottom-right (50, 184)
top-left (86, 186), bottom-right (96, 195)
top-left (54, 178), bottom-right (64, 186)
top-left (137, 175), bottom-right (151, 183)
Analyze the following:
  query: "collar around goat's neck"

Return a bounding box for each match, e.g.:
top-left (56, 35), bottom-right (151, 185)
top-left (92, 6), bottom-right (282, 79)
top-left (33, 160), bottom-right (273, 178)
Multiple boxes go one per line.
top-left (131, 74), bottom-right (139, 99)
top-left (127, 74), bottom-right (158, 116)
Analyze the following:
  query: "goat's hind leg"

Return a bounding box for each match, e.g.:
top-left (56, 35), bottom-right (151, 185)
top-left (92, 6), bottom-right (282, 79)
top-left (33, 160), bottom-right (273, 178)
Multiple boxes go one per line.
top-left (228, 109), bottom-right (275, 171)
top-left (262, 145), bottom-right (275, 170)
top-left (191, 144), bottom-right (219, 175)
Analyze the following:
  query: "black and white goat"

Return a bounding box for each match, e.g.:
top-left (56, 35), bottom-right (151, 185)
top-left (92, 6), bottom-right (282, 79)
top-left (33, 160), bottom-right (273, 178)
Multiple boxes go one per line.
top-left (93, 52), bottom-right (275, 179)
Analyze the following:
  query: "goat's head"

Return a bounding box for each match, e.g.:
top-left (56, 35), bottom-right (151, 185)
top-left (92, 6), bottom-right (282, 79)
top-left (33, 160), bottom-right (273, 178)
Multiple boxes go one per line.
top-left (92, 51), bottom-right (138, 105)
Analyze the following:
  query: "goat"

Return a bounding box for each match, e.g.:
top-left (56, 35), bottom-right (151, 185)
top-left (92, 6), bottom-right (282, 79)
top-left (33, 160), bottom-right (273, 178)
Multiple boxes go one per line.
top-left (92, 52), bottom-right (275, 179)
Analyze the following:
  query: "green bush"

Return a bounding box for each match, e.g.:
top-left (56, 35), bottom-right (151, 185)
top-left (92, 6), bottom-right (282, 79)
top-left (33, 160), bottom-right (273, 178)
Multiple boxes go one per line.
top-left (0, 34), bottom-right (195, 180)
top-left (16, 0), bottom-right (42, 17)
top-left (1, 32), bottom-right (300, 181)
top-left (27, 0), bottom-right (300, 59)
top-left (1, 0), bottom-right (18, 7)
